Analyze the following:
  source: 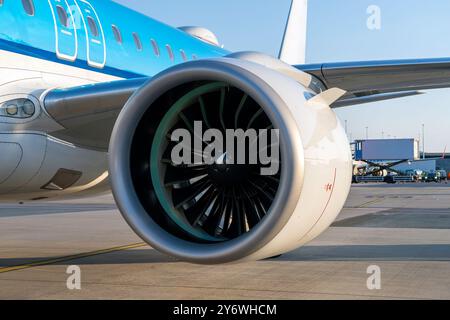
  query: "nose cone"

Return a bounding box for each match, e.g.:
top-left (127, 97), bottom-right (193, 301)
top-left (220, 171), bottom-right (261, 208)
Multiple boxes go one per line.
top-left (215, 152), bottom-right (232, 165)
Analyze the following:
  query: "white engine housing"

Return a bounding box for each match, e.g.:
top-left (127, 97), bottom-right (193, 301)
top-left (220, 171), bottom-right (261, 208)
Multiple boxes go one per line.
top-left (221, 58), bottom-right (352, 261)
top-left (109, 55), bottom-right (353, 264)
top-left (238, 62), bottom-right (352, 260)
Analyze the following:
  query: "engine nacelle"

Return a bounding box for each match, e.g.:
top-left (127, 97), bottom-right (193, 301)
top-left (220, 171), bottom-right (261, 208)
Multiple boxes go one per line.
top-left (109, 56), bottom-right (352, 264)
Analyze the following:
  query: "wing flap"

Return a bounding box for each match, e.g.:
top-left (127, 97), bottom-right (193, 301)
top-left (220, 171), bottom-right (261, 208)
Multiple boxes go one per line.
top-left (332, 91), bottom-right (423, 108)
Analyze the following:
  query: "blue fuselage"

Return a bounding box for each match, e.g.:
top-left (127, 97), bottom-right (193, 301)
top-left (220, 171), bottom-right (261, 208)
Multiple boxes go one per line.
top-left (0, 0), bottom-right (229, 79)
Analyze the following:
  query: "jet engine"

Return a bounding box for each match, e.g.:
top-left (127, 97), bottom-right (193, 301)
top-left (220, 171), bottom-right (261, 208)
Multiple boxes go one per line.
top-left (109, 55), bottom-right (352, 264)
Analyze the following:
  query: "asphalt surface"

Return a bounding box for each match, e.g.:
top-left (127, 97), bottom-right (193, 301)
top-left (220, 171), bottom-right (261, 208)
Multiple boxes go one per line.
top-left (1, 183), bottom-right (450, 299)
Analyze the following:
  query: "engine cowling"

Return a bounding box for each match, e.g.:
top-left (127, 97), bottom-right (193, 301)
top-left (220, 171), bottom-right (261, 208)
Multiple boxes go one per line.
top-left (109, 56), bottom-right (352, 264)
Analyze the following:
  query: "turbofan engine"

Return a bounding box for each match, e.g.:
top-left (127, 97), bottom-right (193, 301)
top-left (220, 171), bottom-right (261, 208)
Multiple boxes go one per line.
top-left (109, 54), bottom-right (352, 264)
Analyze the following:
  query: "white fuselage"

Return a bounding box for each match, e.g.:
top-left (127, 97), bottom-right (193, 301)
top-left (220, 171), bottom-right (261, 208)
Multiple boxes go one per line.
top-left (0, 49), bottom-right (119, 202)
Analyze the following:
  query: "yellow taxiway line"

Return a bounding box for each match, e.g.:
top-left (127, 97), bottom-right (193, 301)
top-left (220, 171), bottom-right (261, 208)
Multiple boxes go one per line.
top-left (0, 242), bottom-right (147, 274)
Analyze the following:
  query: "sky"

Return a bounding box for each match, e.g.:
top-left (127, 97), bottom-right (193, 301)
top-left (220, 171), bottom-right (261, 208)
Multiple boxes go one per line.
top-left (114, 0), bottom-right (450, 152)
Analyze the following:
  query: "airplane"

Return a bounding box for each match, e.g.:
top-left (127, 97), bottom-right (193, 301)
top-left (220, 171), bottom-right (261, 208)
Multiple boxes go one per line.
top-left (1, 0), bottom-right (450, 264)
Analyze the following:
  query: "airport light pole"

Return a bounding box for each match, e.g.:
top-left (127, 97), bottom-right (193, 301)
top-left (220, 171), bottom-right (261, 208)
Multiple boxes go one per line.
top-left (422, 123), bottom-right (425, 159)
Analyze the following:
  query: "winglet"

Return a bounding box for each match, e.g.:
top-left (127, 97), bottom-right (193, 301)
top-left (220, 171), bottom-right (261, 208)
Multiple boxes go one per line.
top-left (306, 88), bottom-right (347, 106)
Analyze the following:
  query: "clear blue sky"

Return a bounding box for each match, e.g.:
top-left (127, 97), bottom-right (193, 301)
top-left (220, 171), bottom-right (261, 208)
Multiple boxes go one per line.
top-left (114, 0), bottom-right (450, 152)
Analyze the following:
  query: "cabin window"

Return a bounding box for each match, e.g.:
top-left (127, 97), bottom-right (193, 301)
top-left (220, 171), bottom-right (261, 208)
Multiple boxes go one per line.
top-left (166, 45), bottom-right (174, 61)
top-left (112, 25), bottom-right (122, 44)
top-left (87, 16), bottom-right (99, 37)
top-left (22, 0), bottom-right (35, 16)
top-left (133, 33), bottom-right (142, 51)
top-left (56, 5), bottom-right (69, 28)
top-left (192, 54), bottom-right (198, 60)
top-left (180, 50), bottom-right (188, 62)
top-left (151, 39), bottom-right (160, 57)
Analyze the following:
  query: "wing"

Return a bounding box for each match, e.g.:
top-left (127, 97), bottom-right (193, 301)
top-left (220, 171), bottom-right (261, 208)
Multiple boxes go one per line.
top-left (43, 57), bottom-right (450, 150)
top-left (298, 57), bottom-right (450, 107)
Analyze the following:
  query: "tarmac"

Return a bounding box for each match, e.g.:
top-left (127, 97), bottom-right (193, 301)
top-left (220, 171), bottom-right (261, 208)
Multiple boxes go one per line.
top-left (1, 183), bottom-right (450, 300)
